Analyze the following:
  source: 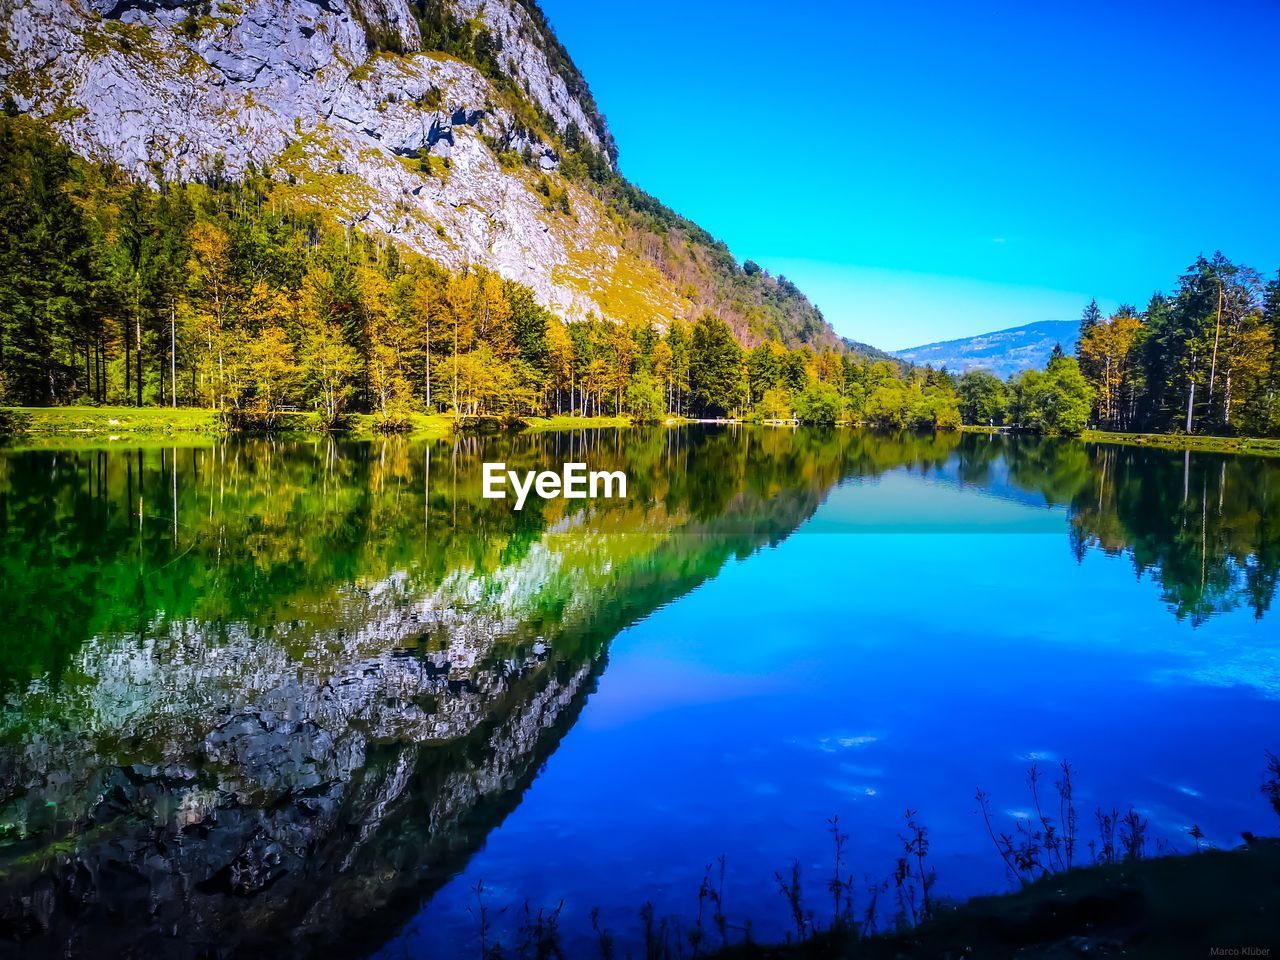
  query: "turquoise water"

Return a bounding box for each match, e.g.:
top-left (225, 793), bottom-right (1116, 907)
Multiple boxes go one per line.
top-left (381, 439), bottom-right (1280, 956)
top-left (0, 428), bottom-right (1276, 957)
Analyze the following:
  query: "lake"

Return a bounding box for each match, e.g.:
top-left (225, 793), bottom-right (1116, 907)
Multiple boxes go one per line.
top-left (0, 427), bottom-right (1276, 958)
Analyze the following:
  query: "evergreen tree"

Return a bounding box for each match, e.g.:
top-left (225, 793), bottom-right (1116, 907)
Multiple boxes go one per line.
top-left (3, 113), bottom-right (1278, 440)
top-left (1079, 298), bottom-right (1102, 337)
top-left (0, 120), bottom-right (95, 404)
top-left (688, 314), bottom-right (743, 417)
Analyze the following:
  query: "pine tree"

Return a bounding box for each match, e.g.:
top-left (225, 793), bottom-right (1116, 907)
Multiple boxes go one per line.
top-left (688, 314), bottom-right (744, 417)
top-left (0, 121), bottom-right (95, 404)
top-left (1079, 298), bottom-right (1102, 337)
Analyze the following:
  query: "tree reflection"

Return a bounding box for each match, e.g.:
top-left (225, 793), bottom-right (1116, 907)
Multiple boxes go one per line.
top-left (0, 427), bottom-right (1275, 954)
top-left (1065, 444), bottom-right (1280, 623)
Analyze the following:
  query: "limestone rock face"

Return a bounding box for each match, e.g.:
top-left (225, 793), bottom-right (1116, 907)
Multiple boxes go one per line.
top-left (0, 0), bottom-right (654, 324)
top-left (450, 0), bottom-right (607, 150)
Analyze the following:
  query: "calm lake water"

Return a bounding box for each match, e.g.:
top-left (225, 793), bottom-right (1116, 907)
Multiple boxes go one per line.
top-left (0, 427), bottom-right (1277, 958)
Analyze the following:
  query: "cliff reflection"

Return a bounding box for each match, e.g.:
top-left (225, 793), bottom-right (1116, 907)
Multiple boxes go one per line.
top-left (0, 427), bottom-right (849, 957)
top-left (0, 427), bottom-right (1276, 956)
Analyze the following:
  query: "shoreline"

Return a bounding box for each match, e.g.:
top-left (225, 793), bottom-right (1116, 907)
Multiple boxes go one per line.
top-left (0, 407), bottom-right (638, 447)
top-left (5, 407), bottom-right (1280, 458)
top-left (710, 839), bottom-right (1280, 958)
top-left (1078, 429), bottom-right (1280, 457)
top-left (960, 423), bottom-right (1280, 456)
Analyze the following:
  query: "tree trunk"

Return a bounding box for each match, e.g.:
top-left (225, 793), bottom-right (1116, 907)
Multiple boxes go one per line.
top-left (1105, 356), bottom-right (1113, 426)
top-left (424, 325), bottom-right (431, 409)
top-left (1208, 283), bottom-right (1223, 409)
top-left (171, 302), bottom-right (177, 408)
top-left (136, 314), bottom-right (143, 407)
top-left (451, 325), bottom-right (459, 418)
top-left (125, 318), bottom-right (132, 404)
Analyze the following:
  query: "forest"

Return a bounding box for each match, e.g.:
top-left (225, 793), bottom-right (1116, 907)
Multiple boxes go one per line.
top-left (1, 111), bottom-right (1277, 437)
top-left (1072, 261), bottom-right (1280, 436)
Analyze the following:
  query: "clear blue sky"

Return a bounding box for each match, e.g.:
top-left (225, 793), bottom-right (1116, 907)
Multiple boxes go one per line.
top-left (538, 0), bottom-right (1280, 350)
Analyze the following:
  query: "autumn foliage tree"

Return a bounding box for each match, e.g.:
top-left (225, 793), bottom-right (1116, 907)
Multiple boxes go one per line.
top-left (1077, 309), bottom-right (1142, 429)
top-left (6, 116), bottom-right (1280, 440)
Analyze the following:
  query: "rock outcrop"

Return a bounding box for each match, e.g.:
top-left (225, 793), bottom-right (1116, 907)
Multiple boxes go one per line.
top-left (0, 0), bottom-right (664, 325)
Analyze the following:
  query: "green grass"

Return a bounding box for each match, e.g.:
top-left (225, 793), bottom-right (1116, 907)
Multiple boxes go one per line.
top-left (1, 435), bottom-right (225, 452)
top-left (958, 424), bottom-right (1280, 456)
top-left (524, 414), bottom-right (634, 431)
top-left (1081, 429), bottom-right (1280, 457)
top-left (11, 405), bottom-right (224, 437)
top-left (2, 407), bottom-right (633, 446)
top-left (346, 411), bottom-right (455, 440)
top-left (10, 410), bottom-right (1280, 458)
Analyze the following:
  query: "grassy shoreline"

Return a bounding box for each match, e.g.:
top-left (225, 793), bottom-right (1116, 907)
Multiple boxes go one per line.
top-left (0, 406), bottom-right (642, 447)
top-left (1079, 429), bottom-right (1280, 457)
top-left (524, 414), bottom-right (634, 432)
top-left (7, 408), bottom-right (1280, 458)
top-left (960, 422), bottom-right (1280, 456)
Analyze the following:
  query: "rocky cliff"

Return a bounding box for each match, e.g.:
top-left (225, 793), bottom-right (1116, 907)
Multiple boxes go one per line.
top-left (0, 0), bottom-right (840, 347)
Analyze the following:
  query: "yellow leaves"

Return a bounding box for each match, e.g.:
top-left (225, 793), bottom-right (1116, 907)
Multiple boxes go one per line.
top-left (188, 222), bottom-right (231, 283)
top-left (759, 386), bottom-right (793, 420)
top-left (246, 325), bottom-right (296, 413)
top-left (299, 318), bottom-right (359, 422)
top-left (298, 265), bottom-right (335, 330)
top-left (478, 273), bottom-right (514, 359)
top-left (652, 338), bottom-right (673, 384)
top-left (1078, 314), bottom-right (1142, 368)
top-left (452, 346), bottom-right (496, 414)
top-left (244, 281), bottom-right (292, 330)
top-left (355, 263), bottom-right (393, 327)
top-left (1078, 313), bottom-right (1143, 426)
top-left (1221, 317), bottom-right (1275, 426)
top-left (369, 337), bottom-right (411, 421)
top-left (406, 269), bottom-right (434, 326)
top-left (581, 357), bottom-right (609, 397)
top-left (607, 318), bottom-right (635, 385)
top-left (546, 317), bottom-right (573, 382)
top-left (444, 271), bottom-right (479, 349)
top-left (451, 345), bottom-right (536, 416)
top-left (354, 268), bottom-right (413, 422)
top-left (814, 348), bottom-right (846, 389)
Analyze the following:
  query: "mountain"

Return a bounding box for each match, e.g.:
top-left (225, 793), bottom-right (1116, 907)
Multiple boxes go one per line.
top-left (893, 319), bottom-right (1081, 378)
top-left (0, 0), bottom-right (839, 348)
top-left (842, 336), bottom-right (900, 364)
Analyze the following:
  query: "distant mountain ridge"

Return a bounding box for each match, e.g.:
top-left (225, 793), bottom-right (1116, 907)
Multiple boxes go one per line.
top-left (893, 320), bottom-right (1081, 378)
top-left (842, 337), bottom-right (899, 364)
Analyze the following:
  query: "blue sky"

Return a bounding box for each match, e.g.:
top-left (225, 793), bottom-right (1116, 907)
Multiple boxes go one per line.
top-left (539, 0), bottom-right (1280, 350)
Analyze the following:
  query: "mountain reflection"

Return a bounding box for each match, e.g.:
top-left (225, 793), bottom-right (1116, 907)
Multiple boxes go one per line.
top-left (0, 427), bottom-right (1276, 956)
top-left (0, 427), bottom-right (846, 956)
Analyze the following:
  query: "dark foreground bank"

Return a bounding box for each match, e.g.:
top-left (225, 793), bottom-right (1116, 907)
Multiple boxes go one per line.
top-left (710, 840), bottom-right (1280, 960)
